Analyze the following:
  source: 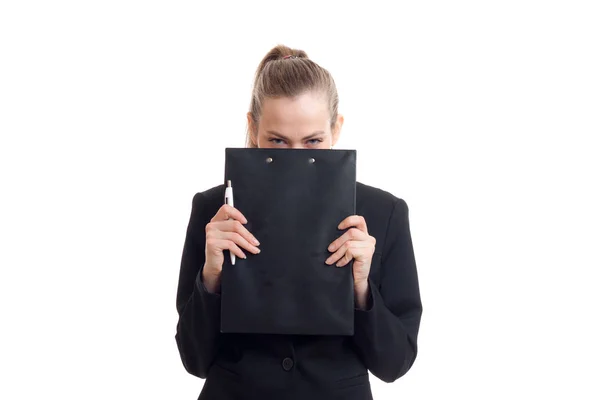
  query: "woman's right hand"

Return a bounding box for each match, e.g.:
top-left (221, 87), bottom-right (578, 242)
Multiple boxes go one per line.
top-left (202, 204), bottom-right (260, 293)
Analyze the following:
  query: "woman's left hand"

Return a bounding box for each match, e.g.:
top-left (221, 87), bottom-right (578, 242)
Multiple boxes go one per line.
top-left (326, 215), bottom-right (376, 288)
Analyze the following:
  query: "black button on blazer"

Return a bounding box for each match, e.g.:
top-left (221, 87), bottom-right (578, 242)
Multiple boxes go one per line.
top-left (175, 182), bottom-right (423, 400)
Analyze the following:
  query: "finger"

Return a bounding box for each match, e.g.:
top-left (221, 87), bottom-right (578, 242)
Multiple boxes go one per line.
top-left (328, 228), bottom-right (368, 253)
top-left (338, 215), bottom-right (368, 233)
top-left (208, 219), bottom-right (260, 246)
top-left (206, 238), bottom-right (246, 259)
top-left (325, 243), bottom-right (348, 265)
top-left (335, 249), bottom-right (355, 267)
top-left (223, 240), bottom-right (247, 259)
top-left (329, 245), bottom-right (357, 267)
top-left (220, 231), bottom-right (260, 254)
top-left (326, 241), bottom-right (372, 266)
top-left (212, 204), bottom-right (248, 224)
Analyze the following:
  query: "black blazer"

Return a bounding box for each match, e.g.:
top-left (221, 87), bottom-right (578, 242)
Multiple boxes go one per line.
top-left (175, 182), bottom-right (423, 400)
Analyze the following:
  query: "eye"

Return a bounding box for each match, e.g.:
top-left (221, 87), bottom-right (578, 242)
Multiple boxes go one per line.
top-left (269, 138), bottom-right (285, 145)
top-left (307, 138), bottom-right (323, 145)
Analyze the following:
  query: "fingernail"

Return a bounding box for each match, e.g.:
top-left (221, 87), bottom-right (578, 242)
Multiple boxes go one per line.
top-left (325, 258), bottom-right (332, 265)
top-left (253, 238), bottom-right (260, 245)
top-left (328, 244), bottom-right (334, 251)
top-left (255, 248), bottom-right (261, 253)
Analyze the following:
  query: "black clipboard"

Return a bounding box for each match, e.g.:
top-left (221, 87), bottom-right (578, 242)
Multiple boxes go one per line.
top-left (220, 148), bottom-right (357, 335)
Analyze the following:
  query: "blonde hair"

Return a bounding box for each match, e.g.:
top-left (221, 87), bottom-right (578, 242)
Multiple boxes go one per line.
top-left (246, 44), bottom-right (339, 148)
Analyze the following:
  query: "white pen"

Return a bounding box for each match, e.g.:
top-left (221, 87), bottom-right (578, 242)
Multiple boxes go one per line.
top-left (224, 180), bottom-right (236, 265)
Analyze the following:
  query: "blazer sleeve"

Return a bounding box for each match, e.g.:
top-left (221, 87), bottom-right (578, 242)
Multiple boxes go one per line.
top-left (175, 192), bottom-right (222, 379)
top-left (352, 198), bottom-right (423, 383)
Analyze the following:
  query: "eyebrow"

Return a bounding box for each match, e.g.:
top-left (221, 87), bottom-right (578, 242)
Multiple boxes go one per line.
top-left (266, 130), bottom-right (326, 140)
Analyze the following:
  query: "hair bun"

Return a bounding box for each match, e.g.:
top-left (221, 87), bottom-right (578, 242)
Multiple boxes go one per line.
top-left (254, 44), bottom-right (309, 79)
top-left (272, 45), bottom-right (309, 61)
top-left (280, 51), bottom-right (308, 60)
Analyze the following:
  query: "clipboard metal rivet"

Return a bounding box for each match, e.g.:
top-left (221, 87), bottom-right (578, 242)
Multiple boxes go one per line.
top-left (308, 158), bottom-right (315, 163)
top-left (266, 157), bottom-right (273, 163)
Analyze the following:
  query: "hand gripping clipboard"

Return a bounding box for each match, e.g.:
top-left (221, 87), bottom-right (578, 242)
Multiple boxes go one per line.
top-left (221, 148), bottom-right (357, 335)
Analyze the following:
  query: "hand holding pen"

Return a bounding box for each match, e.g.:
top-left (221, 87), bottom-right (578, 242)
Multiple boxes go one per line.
top-left (202, 181), bottom-right (261, 293)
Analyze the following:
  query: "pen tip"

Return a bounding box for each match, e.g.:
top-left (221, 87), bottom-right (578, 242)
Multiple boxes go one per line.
top-left (227, 180), bottom-right (231, 187)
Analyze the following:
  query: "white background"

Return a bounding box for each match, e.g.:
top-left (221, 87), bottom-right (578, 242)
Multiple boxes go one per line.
top-left (1, 1), bottom-right (599, 399)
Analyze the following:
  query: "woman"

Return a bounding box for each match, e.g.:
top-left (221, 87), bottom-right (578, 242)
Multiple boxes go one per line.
top-left (175, 45), bottom-right (422, 400)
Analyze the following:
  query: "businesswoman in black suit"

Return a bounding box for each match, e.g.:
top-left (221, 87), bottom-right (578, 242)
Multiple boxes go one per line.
top-left (175, 45), bottom-right (423, 400)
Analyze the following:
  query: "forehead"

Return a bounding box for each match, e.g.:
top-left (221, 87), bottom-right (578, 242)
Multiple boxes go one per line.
top-left (259, 91), bottom-right (330, 131)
